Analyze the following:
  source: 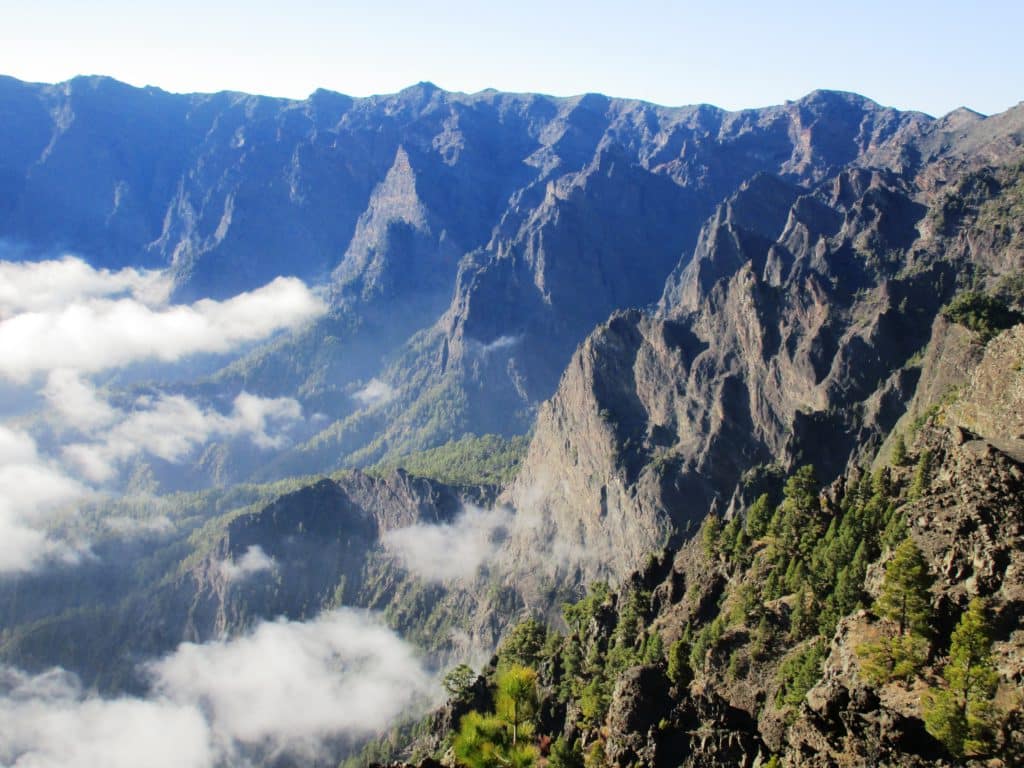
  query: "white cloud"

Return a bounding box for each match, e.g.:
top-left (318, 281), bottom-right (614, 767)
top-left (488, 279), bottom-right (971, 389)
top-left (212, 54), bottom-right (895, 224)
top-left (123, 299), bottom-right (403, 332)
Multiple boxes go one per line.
top-left (0, 268), bottom-right (326, 381)
top-left (151, 609), bottom-right (438, 759)
top-left (219, 545), bottom-right (276, 582)
top-left (103, 514), bottom-right (175, 538)
top-left (63, 390), bottom-right (304, 483)
top-left (43, 369), bottom-right (119, 431)
top-left (352, 378), bottom-right (396, 408)
top-left (0, 666), bottom-right (214, 768)
top-left (0, 256), bottom-right (171, 316)
top-left (0, 426), bottom-right (88, 574)
top-left (0, 610), bottom-right (439, 766)
top-left (383, 504), bottom-right (513, 582)
top-left (2, 380), bottom-right (301, 570)
top-left (478, 334), bottom-right (521, 355)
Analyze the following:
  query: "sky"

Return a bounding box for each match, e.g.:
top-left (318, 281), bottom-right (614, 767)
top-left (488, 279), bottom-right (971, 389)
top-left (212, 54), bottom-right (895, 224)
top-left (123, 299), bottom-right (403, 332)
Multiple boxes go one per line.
top-left (1, 0), bottom-right (1022, 116)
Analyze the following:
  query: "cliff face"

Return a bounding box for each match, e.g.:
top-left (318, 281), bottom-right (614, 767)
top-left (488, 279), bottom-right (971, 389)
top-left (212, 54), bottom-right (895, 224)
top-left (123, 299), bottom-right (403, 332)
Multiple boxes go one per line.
top-left (781, 327), bottom-right (1024, 767)
top-left (175, 469), bottom-right (506, 651)
top-left (387, 321), bottom-right (1024, 768)
top-left (7, 77), bottom-right (987, 478)
top-left (501, 150), bottom-right (1024, 594)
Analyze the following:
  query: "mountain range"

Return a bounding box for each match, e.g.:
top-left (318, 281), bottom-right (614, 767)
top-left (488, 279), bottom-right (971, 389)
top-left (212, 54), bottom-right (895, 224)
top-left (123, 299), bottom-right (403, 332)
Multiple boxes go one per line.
top-left (0, 75), bottom-right (1022, 767)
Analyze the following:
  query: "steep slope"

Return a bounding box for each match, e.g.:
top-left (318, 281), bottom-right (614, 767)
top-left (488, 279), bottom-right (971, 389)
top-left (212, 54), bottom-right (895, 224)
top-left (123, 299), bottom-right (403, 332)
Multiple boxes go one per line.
top-left (12, 78), bottom-right (1022, 481)
top-left (0, 470), bottom-right (496, 690)
top-left (258, 90), bottom-right (940, 468)
top-left (498, 149), bottom-right (1024, 595)
top-left (368, 321), bottom-right (1024, 768)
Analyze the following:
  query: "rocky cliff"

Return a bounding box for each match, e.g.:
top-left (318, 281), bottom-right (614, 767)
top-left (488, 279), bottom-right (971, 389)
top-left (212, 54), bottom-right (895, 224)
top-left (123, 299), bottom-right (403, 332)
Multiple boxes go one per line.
top-left (499, 147), bottom-right (1024, 596)
top-left (11, 77), bottom-right (1006, 479)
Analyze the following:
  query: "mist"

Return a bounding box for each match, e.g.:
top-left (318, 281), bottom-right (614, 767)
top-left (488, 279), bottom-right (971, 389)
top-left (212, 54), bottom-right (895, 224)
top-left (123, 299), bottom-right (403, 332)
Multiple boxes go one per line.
top-left (0, 609), bottom-right (439, 767)
top-left (383, 504), bottom-right (513, 582)
top-left (0, 258), bottom-right (326, 382)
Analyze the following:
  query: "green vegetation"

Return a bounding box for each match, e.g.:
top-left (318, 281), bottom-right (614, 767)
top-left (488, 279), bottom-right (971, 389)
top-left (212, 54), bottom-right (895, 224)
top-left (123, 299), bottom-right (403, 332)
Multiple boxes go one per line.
top-left (453, 665), bottom-right (540, 768)
top-left (358, 432), bottom-right (1012, 767)
top-left (776, 640), bottom-right (827, 707)
top-left (443, 663), bottom-right (478, 702)
top-left (876, 539), bottom-right (933, 636)
top-left (370, 433), bottom-right (529, 486)
top-left (547, 736), bottom-right (584, 768)
top-left (891, 433), bottom-right (909, 466)
top-left (924, 599), bottom-right (1002, 758)
top-left (942, 291), bottom-right (1021, 342)
top-left (857, 538), bottom-right (934, 687)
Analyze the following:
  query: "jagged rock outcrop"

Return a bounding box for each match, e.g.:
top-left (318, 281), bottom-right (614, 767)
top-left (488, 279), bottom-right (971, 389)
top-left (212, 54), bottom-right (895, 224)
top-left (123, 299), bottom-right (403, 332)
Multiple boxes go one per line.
top-left (178, 470), bottom-right (497, 642)
top-left (501, 144), bottom-right (1024, 595)
top-left (6, 77), bottom-right (1022, 478)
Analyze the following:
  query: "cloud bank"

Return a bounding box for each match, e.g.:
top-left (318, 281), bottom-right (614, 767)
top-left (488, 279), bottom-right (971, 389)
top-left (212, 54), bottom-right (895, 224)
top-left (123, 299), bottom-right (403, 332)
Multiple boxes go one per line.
top-left (62, 387), bottom-right (304, 483)
top-left (0, 666), bottom-right (212, 768)
top-left (0, 384), bottom-right (303, 572)
top-left (0, 257), bottom-right (323, 572)
top-left (0, 610), bottom-right (438, 767)
top-left (383, 505), bottom-right (513, 582)
top-left (152, 610), bottom-right (437, 755)
top-left (0, 256), bottom-right (171, 316)
top-left (0, 261), bottom-right (326, 381)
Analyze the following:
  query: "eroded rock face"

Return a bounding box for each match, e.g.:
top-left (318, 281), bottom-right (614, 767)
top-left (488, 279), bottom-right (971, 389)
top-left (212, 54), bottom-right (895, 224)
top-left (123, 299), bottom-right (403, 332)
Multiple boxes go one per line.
top-left (772, 328), bottom-right (1024, 767)
top-left (949, 325), bottom-right (1024, 450)
top-left (502, 168), bottom-right (951, 589)
top-left (605, 665), bottom-right (672, 766)
top-left (178, 470), bottom-right (497, 641)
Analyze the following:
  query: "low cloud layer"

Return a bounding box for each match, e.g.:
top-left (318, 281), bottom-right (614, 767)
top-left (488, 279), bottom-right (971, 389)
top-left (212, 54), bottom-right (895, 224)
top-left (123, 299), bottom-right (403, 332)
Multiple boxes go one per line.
top-left (0, 258), bottom-right (326, 381)
top-left (218, 545), bottom-right (276, 582)
top-left (152, 610), bottom-right (437, 755)
top-left (352, 378), bottom-right (396, 408)
top-left (0, 256), bottom-right (322, 572)
top-left (0, 384), bottom-right (303, 572)
top-left (0, 666), bottom-right (212, 768)
top-left (383, 505), bottom-right (513, 582)
top-left (0, 256), bottom-right (171, 316)
top-left (62, 386), bottom-right (304, 483)
top-left (0, 426), bottom-right (88, 574)
top-left (0, 610), bottom-right (438, 767)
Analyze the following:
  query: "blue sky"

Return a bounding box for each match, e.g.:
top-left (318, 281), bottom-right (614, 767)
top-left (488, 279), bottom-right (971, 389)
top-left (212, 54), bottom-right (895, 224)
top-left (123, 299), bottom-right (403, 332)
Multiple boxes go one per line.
top-left (2, 0), bottom-right (1022, 116)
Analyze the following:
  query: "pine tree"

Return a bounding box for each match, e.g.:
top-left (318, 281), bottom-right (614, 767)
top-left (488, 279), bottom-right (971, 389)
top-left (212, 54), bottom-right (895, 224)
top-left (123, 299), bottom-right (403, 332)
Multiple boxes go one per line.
top-left (745, 493), bottom-right (773, 538)
top-left (443, 663), bottom-right (477, 702)
top-left (909, 449), bottom-right (933, 500)
top-left (667, 636), bottom-right (692, 685)
top-left (858, 633), bottom-right (929, 685)
top-left (892, 433), bottom-right (909, 466)
top-left (548, 736), bottom-right (584, 768)
top-left (876, 538), bottom-right (933, 636)
top-left (924, 599), bottom-right (1001, 757)
top-left (454, 709), bottom-right (539, 768)
top-left (702, 512), bottom-right (722, 558)
top-left (499, 618), bottom-right (548, 669)
top-left (776, 466), bottom-right (822, 560)
top-left (789, 584), bottom-right (815, 641)
top-left (495, 665), bottom-right (539, 747)
top-left (720, 515), bottom-right (742, 560)
top-left (642, 630), bottom-right (664, 664)
top-left (750, 615), bottom-right (773, 661)
top-left (856, 538), bottom-right (933, 684)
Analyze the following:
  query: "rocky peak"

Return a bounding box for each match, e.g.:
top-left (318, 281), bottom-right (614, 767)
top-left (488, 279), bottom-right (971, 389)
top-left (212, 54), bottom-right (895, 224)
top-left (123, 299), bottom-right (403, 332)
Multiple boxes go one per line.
top-left (331, 144), bottom-right (461, 303)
